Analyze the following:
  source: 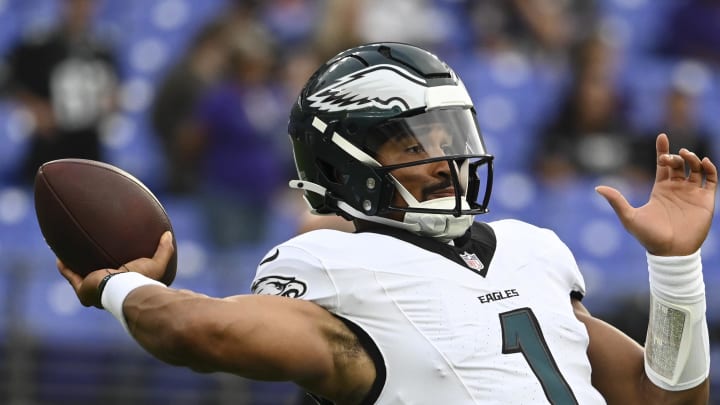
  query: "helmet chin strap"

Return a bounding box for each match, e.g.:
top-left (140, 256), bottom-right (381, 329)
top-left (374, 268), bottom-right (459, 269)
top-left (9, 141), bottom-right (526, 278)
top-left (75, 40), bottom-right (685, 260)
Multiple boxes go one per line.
top-left (389, 173), bottom-right (475, 242)
top-left (333, 198), bottom-right (473, 243)
top-left (403, 198), bottom-right (475, 241)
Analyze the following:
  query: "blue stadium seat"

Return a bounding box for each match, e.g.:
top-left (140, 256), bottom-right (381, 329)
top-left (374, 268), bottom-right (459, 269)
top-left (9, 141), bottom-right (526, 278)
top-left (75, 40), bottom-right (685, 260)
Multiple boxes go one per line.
top-left (102, 115), bottom-right (168, 191)
top-left (0, 187), bottom-right (53, 263)
top-left (0, 4), bottom-right (20, 55)
top-left (20, 273), bottom-right (131, 345)
top-left (531, 177), bottom-right (652, 308)
top-left (31, 344), bottom-right (128, 405)
top-left (457, 51), bottom-right (565, 172)
top-left (598, 0), bottom-right (676, 53)
top-left (159, 196), bottom-right (221, 295)
top-left (620, 56), bottom-right (675, 132)
top-left (125, 351), bottom-right (225, 405)
top-left (699, 82), bottom-right (720, 150)
top-left (0, 103), bottom-right (30, 184)
top-left (622, 55), bottom-right (719, 137)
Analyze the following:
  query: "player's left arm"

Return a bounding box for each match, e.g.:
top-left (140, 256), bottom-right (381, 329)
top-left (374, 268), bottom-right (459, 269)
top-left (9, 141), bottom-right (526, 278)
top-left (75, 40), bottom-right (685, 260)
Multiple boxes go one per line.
top-left (573, 298), bottom-right (709, 404)
top-left (589, 133), bottom-right (716, 403)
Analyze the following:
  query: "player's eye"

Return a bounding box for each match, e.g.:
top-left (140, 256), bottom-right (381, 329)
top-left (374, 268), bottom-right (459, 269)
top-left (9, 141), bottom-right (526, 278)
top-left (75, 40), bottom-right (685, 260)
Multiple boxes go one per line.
top-left (405, 144), bottom-right (425, 154)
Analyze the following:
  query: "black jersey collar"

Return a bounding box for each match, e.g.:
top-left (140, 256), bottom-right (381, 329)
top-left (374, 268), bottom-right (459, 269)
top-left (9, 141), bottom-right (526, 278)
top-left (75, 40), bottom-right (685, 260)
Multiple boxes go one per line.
top-left (357, 222), bottom-right (497, 277)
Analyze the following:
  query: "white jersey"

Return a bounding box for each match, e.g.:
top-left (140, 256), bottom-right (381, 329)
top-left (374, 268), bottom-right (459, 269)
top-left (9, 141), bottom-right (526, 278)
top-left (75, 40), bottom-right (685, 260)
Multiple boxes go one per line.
top-left (252, 219), bottom-right (606, 404)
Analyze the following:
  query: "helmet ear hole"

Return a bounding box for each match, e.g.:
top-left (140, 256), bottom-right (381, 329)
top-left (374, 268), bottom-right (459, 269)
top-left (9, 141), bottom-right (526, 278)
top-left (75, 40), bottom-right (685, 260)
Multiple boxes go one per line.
top-left (316, 158), bottom-right (343, 185)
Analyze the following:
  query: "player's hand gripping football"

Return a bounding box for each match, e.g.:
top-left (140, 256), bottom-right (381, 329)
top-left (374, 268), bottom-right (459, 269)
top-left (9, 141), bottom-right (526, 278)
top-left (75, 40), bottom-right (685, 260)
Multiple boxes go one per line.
top-left (57, 231), bottom-right (175, 308)
top-left (596, 133), bottom-right (717, 256)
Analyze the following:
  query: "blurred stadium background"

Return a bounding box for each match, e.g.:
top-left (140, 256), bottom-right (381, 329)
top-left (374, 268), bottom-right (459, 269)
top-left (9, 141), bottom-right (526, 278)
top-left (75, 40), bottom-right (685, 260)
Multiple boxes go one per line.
top-left (0, 0), bottom-right (719, 404)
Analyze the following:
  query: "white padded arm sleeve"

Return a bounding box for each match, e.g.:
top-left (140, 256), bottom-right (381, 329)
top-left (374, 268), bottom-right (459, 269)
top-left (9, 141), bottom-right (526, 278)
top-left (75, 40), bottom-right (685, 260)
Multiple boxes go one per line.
top-left (644, 250), bottom-right (710, 391)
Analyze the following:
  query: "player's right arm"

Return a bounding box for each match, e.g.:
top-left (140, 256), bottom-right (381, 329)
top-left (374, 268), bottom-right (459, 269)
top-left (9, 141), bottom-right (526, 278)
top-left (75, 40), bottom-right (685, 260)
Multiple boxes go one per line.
top-left (125, 287), bottom-right (375, 402)
top-left (57, 234), bottom-right (375, 405)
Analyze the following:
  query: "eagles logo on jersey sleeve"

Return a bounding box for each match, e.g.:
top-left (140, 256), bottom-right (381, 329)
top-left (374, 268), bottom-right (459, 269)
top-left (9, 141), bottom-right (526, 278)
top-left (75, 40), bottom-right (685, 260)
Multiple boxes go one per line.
top-left (252, 275), bottom-right (307, 298)
top-left (251, 243), bottom-right (339, 311)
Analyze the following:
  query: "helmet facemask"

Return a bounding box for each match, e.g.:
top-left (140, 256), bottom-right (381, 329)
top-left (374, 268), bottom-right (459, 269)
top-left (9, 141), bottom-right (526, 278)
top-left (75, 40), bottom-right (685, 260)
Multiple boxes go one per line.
top-left (361, 108), bottom-right (493, 241)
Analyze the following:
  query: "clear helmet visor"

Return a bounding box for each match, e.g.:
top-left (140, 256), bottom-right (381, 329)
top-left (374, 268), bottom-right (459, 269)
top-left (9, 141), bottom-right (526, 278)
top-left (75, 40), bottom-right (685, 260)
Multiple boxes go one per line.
top-left (365, 107), bottom-right (487, 162)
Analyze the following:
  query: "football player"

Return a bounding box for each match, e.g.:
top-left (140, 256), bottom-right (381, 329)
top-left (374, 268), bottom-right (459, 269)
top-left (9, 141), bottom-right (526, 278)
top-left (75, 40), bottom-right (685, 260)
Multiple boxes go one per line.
top-left (59, 43), bottom-right (714, 404)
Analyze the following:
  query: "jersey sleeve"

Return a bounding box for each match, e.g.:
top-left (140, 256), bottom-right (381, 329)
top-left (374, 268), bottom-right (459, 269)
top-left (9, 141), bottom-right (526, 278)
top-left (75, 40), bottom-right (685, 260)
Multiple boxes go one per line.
top-left (251, 243), bottom-right (339, 312)
top-left (490, 219), bottom-right (587, 298)
top-left (538, 226), bottom-right (587, 298)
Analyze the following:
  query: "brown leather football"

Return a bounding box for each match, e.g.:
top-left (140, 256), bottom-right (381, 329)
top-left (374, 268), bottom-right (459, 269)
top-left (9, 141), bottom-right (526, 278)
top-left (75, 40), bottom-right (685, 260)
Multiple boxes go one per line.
top-left (33, 159), bottom-right (176, 285)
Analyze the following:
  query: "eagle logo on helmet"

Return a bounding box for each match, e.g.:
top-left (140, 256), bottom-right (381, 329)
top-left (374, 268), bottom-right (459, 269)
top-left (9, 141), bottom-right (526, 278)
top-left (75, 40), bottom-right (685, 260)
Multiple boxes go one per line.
top-left (307, 64), bottom-right (428, 113)
top-left (252, 275), bottom-right (308, 298)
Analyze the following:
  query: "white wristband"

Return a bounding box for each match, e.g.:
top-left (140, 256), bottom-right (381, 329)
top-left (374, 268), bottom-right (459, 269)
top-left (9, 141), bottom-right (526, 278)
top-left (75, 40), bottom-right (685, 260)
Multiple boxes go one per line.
top-left (100, 272), bottom-right (165, 333)
top-left (644, 250), bottom-right (709, 391)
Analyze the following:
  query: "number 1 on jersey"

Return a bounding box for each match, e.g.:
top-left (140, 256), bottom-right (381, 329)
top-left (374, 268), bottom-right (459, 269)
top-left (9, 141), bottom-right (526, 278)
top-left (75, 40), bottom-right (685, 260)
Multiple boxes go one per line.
top-left (500, 308), bottom-right (578, 405)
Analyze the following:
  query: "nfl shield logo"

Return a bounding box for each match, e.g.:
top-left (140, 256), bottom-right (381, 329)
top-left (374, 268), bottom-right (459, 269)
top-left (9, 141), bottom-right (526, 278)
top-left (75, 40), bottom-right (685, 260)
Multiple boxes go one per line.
top-left (460, 251), bottom-right (484, 271)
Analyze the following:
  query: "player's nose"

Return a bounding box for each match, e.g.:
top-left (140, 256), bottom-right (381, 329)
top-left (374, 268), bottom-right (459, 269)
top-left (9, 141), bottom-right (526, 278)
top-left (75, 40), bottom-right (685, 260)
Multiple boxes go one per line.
top-left (429, 159), bottom-right (452, 178)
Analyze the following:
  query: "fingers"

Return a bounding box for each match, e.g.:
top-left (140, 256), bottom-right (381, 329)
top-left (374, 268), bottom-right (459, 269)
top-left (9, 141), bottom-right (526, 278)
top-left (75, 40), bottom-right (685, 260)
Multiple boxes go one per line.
top-left (595, 185), bottom-right (634, 226)
top-left (655, 133), bottom-right (670, 156)
top-left (57, 258), bottom-right (82, 290)
top-left (655, 133), bottom-right (714, 187)
top-left (654, 133), bottom-right (671, 182)
top-left (154, 231), bottom-right (174, 264)
top-left (57, 260), bottom-right (104, 307)
top-left (680, 148), bottom-right (703, 184)
top-left (57, 233), bottom-right (175, 309)
top-left (120, 231), bottom-right (174, 278)
top-left (658, 152), bottom-right (687, 181)
top-left (702, 157), bottom-right (717, 191)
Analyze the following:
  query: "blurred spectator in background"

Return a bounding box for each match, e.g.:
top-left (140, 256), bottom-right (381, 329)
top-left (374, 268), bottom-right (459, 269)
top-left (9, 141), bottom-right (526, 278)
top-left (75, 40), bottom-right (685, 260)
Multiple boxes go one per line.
top-left (534, 35), bottom-right (650, 183)
top-left (192, 29), bottom-right (289, 248)
top-left (466, 0), bottom-right (598, 62)
top-left (636, 84), bottom-right (715, 172)
top-left (656, 0), bottom-right (720, 67)
top-left (260, 0), bottom-right (320, 50)
top-left (277, 47), bottom-right (323, 106)
top-left (311, 0), bottom-right (362, 61)
top-left (2, 0), bottom-right (118, 185)
top-left (659, 85), bottom-right (714, 158)
top-left (355, 0), bottom-right (452, 50)
top-left (150, 20), bottom-right (229, 195)
top-left (216, 0), bottom-right (269, 53)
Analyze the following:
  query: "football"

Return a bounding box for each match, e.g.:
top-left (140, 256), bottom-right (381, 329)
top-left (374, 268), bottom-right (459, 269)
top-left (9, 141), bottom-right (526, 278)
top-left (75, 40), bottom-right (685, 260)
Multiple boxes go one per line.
top-left (33, 159), bottom-right (177, 285)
